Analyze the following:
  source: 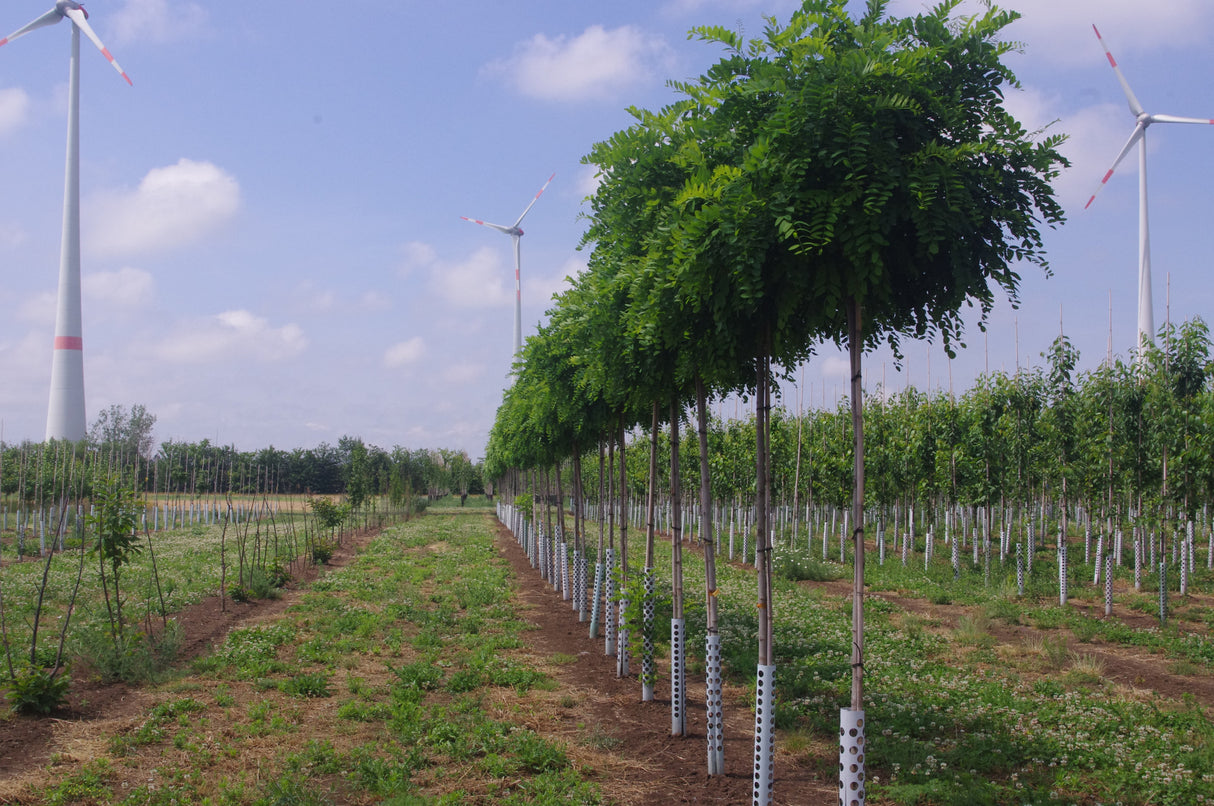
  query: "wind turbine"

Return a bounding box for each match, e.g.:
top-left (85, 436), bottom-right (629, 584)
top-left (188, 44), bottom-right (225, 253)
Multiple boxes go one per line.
top-left (461, 173), bottom-right (555, 362)
top-left (1085, 24), bottom-right (1213, 355)
top-left (1, 1), bottom-right (131, 442)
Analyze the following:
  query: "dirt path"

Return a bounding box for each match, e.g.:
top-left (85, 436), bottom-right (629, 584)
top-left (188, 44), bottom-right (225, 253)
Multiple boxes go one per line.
top-left (2, 516), bottom-right (840, 805)
top-left (492, 518), bottom-right (837, 805)
top-left (0, 527), bottom-right (375, 784)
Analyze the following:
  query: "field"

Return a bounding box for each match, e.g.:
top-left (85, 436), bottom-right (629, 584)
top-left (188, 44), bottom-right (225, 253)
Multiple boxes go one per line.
top-left (1, 499), bottom-right (1212, 804)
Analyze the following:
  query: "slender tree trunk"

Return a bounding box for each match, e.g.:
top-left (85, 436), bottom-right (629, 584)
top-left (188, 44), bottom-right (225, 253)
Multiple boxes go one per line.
top-left (696, 374), bottom-right (724, 774)
top-left (847, 298), bottom-right (866, 711)
top-left (670, 401), bottom-right (686, 734)
top-left (642, 403), bottom-right (659, 702)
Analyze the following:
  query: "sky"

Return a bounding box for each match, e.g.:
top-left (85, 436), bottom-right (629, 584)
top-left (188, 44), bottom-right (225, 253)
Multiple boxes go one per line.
top-left (0, 0), bottom-right (1212, 459)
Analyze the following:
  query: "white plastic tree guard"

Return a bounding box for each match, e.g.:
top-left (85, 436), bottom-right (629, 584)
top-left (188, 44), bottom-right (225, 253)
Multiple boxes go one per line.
top-left (642, 571), bottom-right (656, 702)
top-left (752, 664), bottom-right (776, 805)
top-left (839, 707), bottom-right (867, 806)
top-left (671, 617), bottom-right (686, 736)
top-left (706, 633), bottom-right (724, 775)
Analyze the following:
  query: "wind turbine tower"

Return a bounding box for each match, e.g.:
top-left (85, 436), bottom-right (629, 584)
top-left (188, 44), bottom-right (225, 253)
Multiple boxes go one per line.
top-left (1085, 25), bottom-right (1214, 355)
top-left (462, 173), bottom-right (555, 362)
top-left (0, 1), bottom-right (131, 442)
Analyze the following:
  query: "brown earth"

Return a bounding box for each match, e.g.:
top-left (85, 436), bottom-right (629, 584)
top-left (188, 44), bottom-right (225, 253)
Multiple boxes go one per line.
top-left (0, 527), bottom-right (374, 786)
top-left (4, 513), bottom-right (1207, 804)
top-left (0, 518), bottom-right (839, 805)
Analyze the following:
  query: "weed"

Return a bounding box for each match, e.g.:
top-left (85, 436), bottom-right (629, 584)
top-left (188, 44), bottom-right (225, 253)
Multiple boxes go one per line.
top-left (953, 612), bottom-right (994, 648)
top-left (71, 621), bottom-right (182, 684)
top-left (3, 664), bottom-right (71, 715)
top-left (281, 671), bottom-right (332, 698)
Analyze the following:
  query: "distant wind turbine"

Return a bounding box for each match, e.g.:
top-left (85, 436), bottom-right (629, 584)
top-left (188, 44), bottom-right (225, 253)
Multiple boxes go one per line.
top-left (462, 173), bottom-right (555, 362)
top-left (1085, 24), bottom-right (1213, 355)
top-left (1, 1), bottom-right (132, 442)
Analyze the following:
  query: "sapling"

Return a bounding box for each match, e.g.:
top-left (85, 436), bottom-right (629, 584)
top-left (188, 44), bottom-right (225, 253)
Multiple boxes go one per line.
top-left (87, 472), bottom-right (142, 641)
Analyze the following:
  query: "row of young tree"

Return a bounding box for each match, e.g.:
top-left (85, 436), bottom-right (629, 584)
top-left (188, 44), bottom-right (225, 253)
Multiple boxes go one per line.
top-left (1, 431), bottom-right (485, 510)
top-left (483, 2), bottom-right (1068, 803)
top-left (568, 320), bottom-right (1213, 527)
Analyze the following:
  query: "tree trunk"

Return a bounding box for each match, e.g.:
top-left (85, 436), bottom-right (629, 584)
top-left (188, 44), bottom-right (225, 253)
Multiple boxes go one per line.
top-left (847, 298), bottom-right (866, 710)
top-left (696, 374), bottom-right (724, 775)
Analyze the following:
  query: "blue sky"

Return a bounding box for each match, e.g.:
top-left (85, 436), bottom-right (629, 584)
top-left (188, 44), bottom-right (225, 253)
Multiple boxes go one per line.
top-left (0, 0), bottom-right (1212, 458)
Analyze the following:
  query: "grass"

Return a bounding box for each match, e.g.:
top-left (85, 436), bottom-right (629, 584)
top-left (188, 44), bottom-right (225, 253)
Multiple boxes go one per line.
top-left (8, 502), bottom-right (1214, 805)
top-left (7, 508), bottom-right (601, 805)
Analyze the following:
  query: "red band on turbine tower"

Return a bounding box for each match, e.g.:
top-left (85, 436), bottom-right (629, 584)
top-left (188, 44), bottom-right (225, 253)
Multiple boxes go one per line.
top-left (54, 336), bottom-right (83, 351)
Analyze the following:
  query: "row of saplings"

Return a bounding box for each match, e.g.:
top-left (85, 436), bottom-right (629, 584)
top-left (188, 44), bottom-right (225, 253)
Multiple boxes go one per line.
top-left (1, 476), bottom-right (348, 716)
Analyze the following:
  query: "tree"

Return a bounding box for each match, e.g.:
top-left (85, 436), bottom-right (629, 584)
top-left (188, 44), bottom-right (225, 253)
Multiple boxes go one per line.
top-left (89, 403), bottom-right (156, 460)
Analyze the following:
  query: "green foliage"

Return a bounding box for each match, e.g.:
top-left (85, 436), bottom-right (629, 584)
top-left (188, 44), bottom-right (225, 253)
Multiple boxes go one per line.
top-left (281, 671), bottom-right (332, 699)
top-left (87, 472), bottom-right (143, 638)
top-left (311, 540), bottom-right (335, 564)
top-left (308, 497), bottom-right (350, 532)
top-left (772, 546), bottom-right (845, 582)
top-left (71, 622), bottom-right (183, 684)
top-left (3, 663), bottom-right (71, 715)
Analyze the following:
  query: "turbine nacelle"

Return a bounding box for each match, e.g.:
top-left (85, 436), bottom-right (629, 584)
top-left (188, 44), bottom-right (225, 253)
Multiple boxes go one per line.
top-left (55, 1), bottom-right (87, 19)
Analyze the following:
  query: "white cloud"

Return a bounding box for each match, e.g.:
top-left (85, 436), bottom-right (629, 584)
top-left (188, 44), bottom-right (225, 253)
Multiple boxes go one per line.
top-left (427, 245), bottom-right (512, 308)
top-left (440, 362), bottom-right (485, 385)
top-left (484, 25), bottom-right (673, 102)
top-left (152, 309), bottom-right (306, 363)
top-left (384, 337), bottom-right (425, 368)
top-left (820, 354), bottom-right (850, 381)
top-left (17, 291), bottom-right (55, 325)
top-left (110, 0), bottom-right (208, 46)
top-left (86, 159), bottom-right (240, 257)
top-left (885, 1), bottom-right (1214, 65)
top-left (84, 267), bottom-right (155, 309)
top-left (359, 290), bottom-right (391, 311)
top-left (0, 88), bottom-right (31, 136)
top-left (527, 257), bottom-right (584, 306)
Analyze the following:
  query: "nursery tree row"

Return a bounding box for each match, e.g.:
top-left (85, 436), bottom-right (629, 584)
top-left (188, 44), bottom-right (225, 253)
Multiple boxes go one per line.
top-left (484, 2), bottom-right (1066, 802)
top-left (561, 318), bottom-right (1212, 529)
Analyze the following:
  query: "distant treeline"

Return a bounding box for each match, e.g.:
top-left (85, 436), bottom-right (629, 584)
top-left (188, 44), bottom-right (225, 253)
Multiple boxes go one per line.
top-left (0, 435), bottom-right (484, 506)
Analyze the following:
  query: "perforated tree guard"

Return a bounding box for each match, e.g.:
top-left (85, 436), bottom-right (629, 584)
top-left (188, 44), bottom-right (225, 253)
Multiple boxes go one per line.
top-left (589, 561), bottom-right (603, 639)
top-left (1104, 553), bottom-right (1114, 617)
top-left (604, 548), bottom-right (616, 657)
top-left (706, 633), bottom-right (724, 775)
top-left (1093, 535), bottom-right (1104, 585)
top-left (1058, 539), bottom-right (1069, 606)
top-left (752, 664), bottom-right (776, 805)
top-left (642, 571), bottom-right (656, 702)
top-left (839, 707), bottom-right (866, 806)
top-left (1159, 561), bottom-right (1168, 625)
top-left (616, 598), bottom-right (630, 677)
top-left (669, 617), bottom-right (686, 735)
top-left (1016, 543), bottom-right (1025, 596)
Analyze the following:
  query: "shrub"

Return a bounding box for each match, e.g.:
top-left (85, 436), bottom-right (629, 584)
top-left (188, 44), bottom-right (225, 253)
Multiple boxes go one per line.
top-left (4, 664), bottom-right (71, 715)
top-left (312, 541), bottom-right (335, 565)
top-left (72, 622), bottom-right (183, 684)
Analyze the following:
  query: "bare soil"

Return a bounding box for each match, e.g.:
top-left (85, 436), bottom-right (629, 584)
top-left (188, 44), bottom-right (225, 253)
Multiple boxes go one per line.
top-left (2, 515), bottom-right (1208, 804)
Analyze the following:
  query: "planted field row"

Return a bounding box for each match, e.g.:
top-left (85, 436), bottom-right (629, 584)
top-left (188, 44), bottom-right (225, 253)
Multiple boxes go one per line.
top-left (499, 497), bottom-right (1214, 805)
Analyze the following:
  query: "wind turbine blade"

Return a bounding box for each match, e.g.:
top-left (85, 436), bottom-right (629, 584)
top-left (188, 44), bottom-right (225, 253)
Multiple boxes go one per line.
top-left (1093, 25), bottom-right (1143, 118)
top-left (1084, 122), bottom-right (1145, 209)
top-left (461, 216), bottom-right (515, 236)
top-left (0, 8), bottom-right (64, 47)
top-left (1150, 114), bottom-right (1214, 126)
top-left (512, 172), bottom-right (556, 228)
top-left (63, 7), bottom-right (132, 85)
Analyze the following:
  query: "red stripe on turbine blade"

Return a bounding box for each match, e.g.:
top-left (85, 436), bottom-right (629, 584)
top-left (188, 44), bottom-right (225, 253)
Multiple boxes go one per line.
top-left (1084, 195), bottom-right (1097, 210)
top-left (1105, 52), bottom-right (1117, 68)
top-left (54, 336), bottom-right (83, 350)
top-left (1102, 169), bottom-right (1114, 183)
